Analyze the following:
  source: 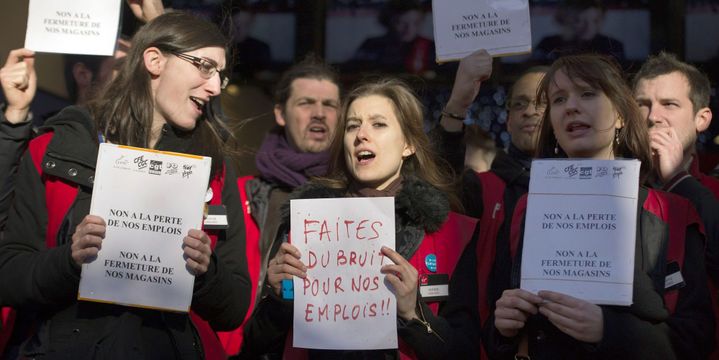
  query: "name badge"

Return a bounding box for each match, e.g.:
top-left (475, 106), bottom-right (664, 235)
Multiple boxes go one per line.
top-left (203, 205), bottom-right (228, 230)
top-left (419, 273), bottom-right (449, 302)
top-left (665, 261), bottom-right (686, 291)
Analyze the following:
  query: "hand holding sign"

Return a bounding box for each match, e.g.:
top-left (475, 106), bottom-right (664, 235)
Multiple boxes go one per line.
top-left (268, 242), bottom-right (307, 297)
top-left (182, 229), bottom-right (212, 275)
top-left (380, 246), bottom-right (419, 321)
top-left (494, 288), bottom-right (542, 338)
top-left (447, 49), bottom-right (493, 111)
top-left (538, 290), bottom-right (603, 343)
top-left (0, 49), bottom-right (37, 124)
top-left (71, 215), bottom-right (107, 267)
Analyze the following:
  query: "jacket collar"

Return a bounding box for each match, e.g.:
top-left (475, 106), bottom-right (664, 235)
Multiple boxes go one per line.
top-left (491, 149), bottom-right (531, 188)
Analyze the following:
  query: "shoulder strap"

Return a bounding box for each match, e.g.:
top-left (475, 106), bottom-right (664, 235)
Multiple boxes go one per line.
top-left (643, 189), bottom-right (703, 314)
top-left (475, 171), bottom-right (505, 325)
top-left (509, 194), bottom-right (529, 261)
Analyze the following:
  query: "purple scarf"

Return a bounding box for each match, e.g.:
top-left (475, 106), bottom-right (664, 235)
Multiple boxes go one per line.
top-left (255, 130), bottom-right (330, 188)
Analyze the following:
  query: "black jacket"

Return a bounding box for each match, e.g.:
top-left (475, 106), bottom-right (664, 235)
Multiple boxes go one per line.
top-left (0, 106), bottom-right (250, 359)
top-left (0, 112), bottom-right (32, 231)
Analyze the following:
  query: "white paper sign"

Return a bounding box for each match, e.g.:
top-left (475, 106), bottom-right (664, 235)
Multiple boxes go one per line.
top-left (432, 0), bottom-right (531, 61)
top-left (25, 0), bottom-right (122, 56)
top-left (78, 143), bottom-right (211, 312)
top-left (291, 197), bottom-right (397, 350)
top-left (521, 159), bottom-right (640, 306)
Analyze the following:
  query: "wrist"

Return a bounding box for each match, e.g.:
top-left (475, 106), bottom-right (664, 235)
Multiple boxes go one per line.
top-left (444, 98), bottom-right (471, 116)
top-left (4, 106), bottom-right (30, 125)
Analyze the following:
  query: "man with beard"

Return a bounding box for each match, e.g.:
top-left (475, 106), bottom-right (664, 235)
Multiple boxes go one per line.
top-left (216, 56), bottom-right (341, 356)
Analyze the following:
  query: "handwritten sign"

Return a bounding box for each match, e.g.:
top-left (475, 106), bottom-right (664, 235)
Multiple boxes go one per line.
top-left (521, 159), bottom-right (640, 306)
top-left (78, 143), bottom-right (211, 312)
top-left (291, 197), bottom-right (397, 350)
top-left (432, 0), bottom-right (531, 61)
top-left (25, 0), bottom-right (122, 55)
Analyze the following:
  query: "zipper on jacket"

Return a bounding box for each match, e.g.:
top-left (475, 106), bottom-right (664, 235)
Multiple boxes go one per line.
top-left (415, 298), bottom-right (445, 343)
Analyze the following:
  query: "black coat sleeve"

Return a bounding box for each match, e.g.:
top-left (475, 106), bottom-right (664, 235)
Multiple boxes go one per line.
top-left (0, 149), bottom-right (82, 308)
top-left (399, 231), bottom-right (482, 360)
top-left (460, 169), bottom-right (484, 219)
top-left (191, 162), bottom-right (252, 331)
top-left (0, 118), bottom-right (32, 231)
top-left (428, 124), bottom-right (465, 177)
top-left (240, 229), bottom-right (293, 358)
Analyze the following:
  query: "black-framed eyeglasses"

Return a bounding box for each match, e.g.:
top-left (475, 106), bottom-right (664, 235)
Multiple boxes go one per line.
top-left (171, 52), bottom-right (229, 90)
top-left (506, 96), bottom-right (547, 112)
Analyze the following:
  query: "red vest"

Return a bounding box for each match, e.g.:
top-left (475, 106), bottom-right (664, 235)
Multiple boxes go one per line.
top-left (216, 175), bottom-right (262, 356)
top-left (0, 132), bottom-right (228, 359)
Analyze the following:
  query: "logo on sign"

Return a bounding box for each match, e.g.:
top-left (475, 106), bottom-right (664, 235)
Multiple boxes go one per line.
top-left (149, 160), bottom-right (163, 175)
top-left (113, 155), bottom-right (130, 170)
top-left (579, 167), bottom-right (592, 179)
top-left (564, 164), bottom-right (578, 178)
top-left (134, 155), bottom-right (148, 170)
top-left (182, 164), bottom-right (195, 179)
top-left (165, 162), bottom-right (178, 175)
top-left (613, 166), bottom-right (624, 179)
top-left (596, 166), bottom-right (608, 178)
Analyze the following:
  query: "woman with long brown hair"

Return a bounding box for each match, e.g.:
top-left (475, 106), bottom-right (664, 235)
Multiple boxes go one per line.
top-left (0, 12), bottom-right (249, 359)
top-left (484, 54), bottom-right (713, 359)
top-left (241, 78), bottom-right (476, 359)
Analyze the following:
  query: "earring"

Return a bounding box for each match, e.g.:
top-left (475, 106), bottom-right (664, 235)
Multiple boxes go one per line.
top-left (554, 141), bottom-right (559, 155)
top-left (615, 129), bottom-right (620, 145)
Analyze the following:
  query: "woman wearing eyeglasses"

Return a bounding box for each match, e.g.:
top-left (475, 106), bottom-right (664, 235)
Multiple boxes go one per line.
top-left (0, 12), bottom-right (249, 359)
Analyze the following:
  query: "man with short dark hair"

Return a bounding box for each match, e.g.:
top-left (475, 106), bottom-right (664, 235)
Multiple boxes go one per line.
top-left (634, 51), bottom-right (719, 360)
top-left (217, 56), bottom-right (341, 356)
top-left (633, 52), bottom-right (716, 193)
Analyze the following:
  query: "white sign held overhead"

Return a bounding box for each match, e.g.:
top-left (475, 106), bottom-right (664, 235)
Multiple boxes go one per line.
top-left (432, 0), bottom-right (531, 61)
top-left (78, 143), bottom-right (212, 312)
top-left (25, 0), bottom-right (122, 56)
top-left (521, 159), bottom-right (640, 306)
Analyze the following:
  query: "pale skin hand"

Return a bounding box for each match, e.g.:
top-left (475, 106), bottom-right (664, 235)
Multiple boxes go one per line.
top-left (494, 288), bottom-right (542, 338)
top-left (126, 0), bottom-right (164, 23)
top-left (442, 49), bottom-right (493, 132)
top-left (183, 229), bottom-right (212, 275)
top-left (0, 48), bottom-right (37, 124)
top-left (649, 126), bottom-right (685, 183)
top-left (71, 215), bottom-right (106, 267)
top-left (538, 290), bottom-right (603, 343)
top-left (380, 246), bottom-right (419, 321)
top-left (267, 242), bottom-right (307, 296)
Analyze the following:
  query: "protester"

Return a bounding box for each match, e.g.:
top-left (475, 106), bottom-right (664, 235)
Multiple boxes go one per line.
top-left (430, 49), bottom-right (493, 175)
top-left (0, 49), bottom-right (36, 231)
top-left (460, 66), bottom-right (547, 219)
top-left (216, 56), bottom-right (341, 356)
top-left (240, 78), bottom-right (476, 359)
top-left (0, 11), bottom-right (250, 359)
top-left (481, 54), bottom-right (713, 359)
top-left (350, 0), bottom-right (434, 74)
top-left (0, 0), bottom-right (161, 231)
top-left (634, 51), bottom-right (719, 359)
top-left (534, 0), bottom-right (625, 62)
